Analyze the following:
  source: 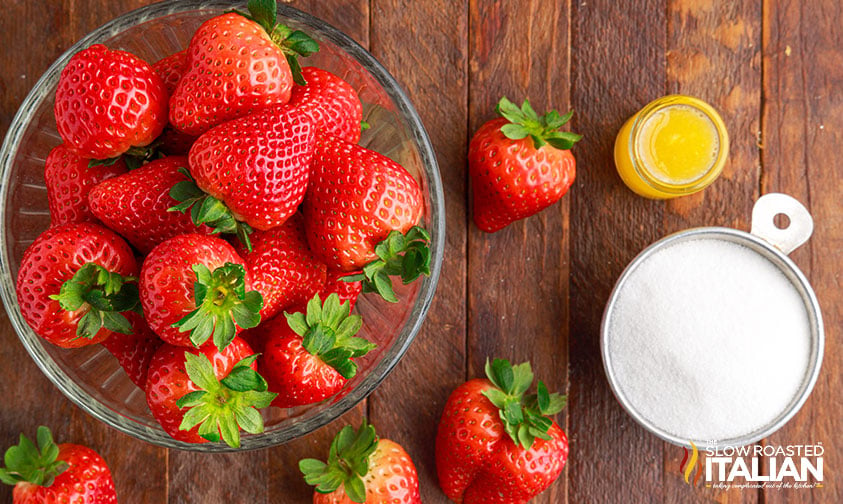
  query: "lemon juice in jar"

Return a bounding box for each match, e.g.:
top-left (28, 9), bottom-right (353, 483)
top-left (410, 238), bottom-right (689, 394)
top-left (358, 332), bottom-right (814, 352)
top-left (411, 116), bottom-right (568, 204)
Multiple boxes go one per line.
top-left (614, 95), bottom-right (729, 199)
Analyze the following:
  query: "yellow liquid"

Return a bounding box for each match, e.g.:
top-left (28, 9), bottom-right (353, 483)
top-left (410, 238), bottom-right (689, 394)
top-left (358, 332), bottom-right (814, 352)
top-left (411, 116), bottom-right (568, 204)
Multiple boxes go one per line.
top-left (613, 95), bottom-right (728, 199)
top-left (637, 105), bottom-right (719, 184)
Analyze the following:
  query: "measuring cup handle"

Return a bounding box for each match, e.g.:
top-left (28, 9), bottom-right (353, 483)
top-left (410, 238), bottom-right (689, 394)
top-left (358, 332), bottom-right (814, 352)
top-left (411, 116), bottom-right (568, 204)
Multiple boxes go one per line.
top-left (750, 193), bottom-right (814, 255)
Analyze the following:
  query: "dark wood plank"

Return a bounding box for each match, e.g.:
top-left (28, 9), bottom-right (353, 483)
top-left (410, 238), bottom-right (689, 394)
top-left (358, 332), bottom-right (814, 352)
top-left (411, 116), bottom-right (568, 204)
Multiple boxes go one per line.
top-left (366, 1), bottom-right (468, 502)
top-left (664, 1), bottom-right (762, 502)
top-left (0, 2), bottom-right (167, 503)
top-left (568, 0), bottom-right (668, 502)
top-left (762, 0), bottom-right (842, 502)
top-left (466, 1), bottom-right (571, 503)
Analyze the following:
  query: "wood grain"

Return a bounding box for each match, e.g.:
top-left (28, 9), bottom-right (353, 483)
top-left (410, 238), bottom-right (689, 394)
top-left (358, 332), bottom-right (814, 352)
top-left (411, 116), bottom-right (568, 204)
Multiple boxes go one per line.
top-left (664, 1), bottom-right (762, 502)
top-left (466, 0), bottom-right (571, 502)
top-left (0, 2), bottom-right (167, 503)
top-left (366, 1), bottom-right (468, 502)
top-left (568, 0), bottom-right (668, 502)
top-left (762, 1), bottom-right (842, 502)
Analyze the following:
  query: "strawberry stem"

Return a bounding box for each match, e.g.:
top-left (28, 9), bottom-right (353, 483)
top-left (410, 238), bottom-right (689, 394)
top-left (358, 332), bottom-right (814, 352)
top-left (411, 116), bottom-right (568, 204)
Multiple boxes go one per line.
top-left (0, 426), bottom-right (68, 488)
top-left (172, 263), bottom-right (263, 351)
top-left (344, 226), bottom-right (431, 303)
top-left (176, 352), bottom-right (277, 448)
top-left (299, 420), bottom-right (379, 503)
top-left (49, 263), bottom-right (139, 340)
top-left (168, 167), bottom-right (254, 252)
top-left (496, 96), bottom-right (582, 151)
top-left (284, 294), bottom-right (374, 379)
top-left (481, 358), bottom-right (567, 450)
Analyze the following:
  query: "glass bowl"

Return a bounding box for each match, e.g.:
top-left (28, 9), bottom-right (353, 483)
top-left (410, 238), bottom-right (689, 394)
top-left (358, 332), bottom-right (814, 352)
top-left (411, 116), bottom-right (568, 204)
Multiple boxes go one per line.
top-left (0, 0), bottom-right (443, 452)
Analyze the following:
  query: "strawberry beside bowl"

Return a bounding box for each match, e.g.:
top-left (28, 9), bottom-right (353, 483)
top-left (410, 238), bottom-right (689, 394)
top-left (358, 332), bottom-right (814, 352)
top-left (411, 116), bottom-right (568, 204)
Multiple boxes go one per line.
top-left (0, 1), bottom-right (443, 451)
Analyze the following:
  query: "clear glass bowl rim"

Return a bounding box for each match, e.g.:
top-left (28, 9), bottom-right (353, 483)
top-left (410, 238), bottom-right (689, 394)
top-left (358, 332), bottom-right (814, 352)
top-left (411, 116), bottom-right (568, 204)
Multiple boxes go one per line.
top-left (0, 0), bottom-right (444, 452)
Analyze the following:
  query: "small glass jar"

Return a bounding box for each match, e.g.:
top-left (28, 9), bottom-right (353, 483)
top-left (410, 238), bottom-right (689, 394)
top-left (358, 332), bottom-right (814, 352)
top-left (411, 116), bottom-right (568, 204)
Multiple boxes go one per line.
top-left (614, 95), bottom-right (729, 199)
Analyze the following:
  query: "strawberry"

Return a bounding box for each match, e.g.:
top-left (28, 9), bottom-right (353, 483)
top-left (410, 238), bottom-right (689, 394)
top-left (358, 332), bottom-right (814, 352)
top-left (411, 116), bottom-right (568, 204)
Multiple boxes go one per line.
top-left (303, 135), bottom-right (430, 301)
top-left (54, 44), bottom-right (168, 160)
top-left (139, 233), bottom-right (262, 350)
top-left (169, 1), bottom-right (318, 136)
top-left (300, 421), bottom-right (420, 504)
top-left (234, 214), bottom-right (327, 321)
top-left (321, 270), bottom-right (363, 312)
top-left (183, 105), bottom-right (315, 233)
top-left (289, 67), bottom-right (364, 143)
top-left (0, 426), bottom-right (116, 503)
top-left (88, 156), bottom-right (214, 253)
top-left (15, 223), bottom-right (139, 348)
top-left (145, 337), bottom-right (275, 447)
top-left (101, 312), bottom-right (163, 388)
top-left (260, 294), bottom-right (375, 408)
top-left (469, 97), bottom-right (581, 233)
top-left (436, 359), bottom-right (569, 503)
top-left (152, 49), bottom-right (187, 95)
top-left (44, 143), bottom-right (127, 226)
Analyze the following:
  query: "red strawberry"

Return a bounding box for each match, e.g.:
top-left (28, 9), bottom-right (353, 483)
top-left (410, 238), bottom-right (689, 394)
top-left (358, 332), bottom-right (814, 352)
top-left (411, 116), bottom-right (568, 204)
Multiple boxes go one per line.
top-left (436, 359), bottom-right (569, 503)
top-left (321, 270), bottom-right (363, 312)
top-left (145, 337), bottom-right (275, 447)
top-left (235, 214), bottom-right (327, 321)
top-left (289, 67), bottom-right (363, 143)
top-left (88, 156), bottom-right (213, 253)
top-left (260, 294), bottom-right (374, 408)
top-left (185, 105), bottom-right (315, 232)
top-left (0, 426), bottom-right (116, 503)
top-left (169, 2), bottom-right (318, 136)
top-left (300, 421), bottom-right (420, 504)
top-left (303, 135), bottom-right (430, 301)
top-left (139, 233), bottom-right (262, 350)
top-left (44, 143), bottom-right (127, 226)
top-left (101, 312), bottom-right (163, 388)
top-left (153, 49), bottom-right (188, 95)
top-left (15, 223), bottom-right (139, 348)
top-left (54, 44), bottom-right (168, 160)
top-left (469, 97), bottom-right (581, 233)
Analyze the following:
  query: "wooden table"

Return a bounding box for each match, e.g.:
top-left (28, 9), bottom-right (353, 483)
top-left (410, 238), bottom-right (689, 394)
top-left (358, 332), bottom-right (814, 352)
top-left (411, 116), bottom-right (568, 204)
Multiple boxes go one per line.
top-left (1, 1), bottom-right (839, 502)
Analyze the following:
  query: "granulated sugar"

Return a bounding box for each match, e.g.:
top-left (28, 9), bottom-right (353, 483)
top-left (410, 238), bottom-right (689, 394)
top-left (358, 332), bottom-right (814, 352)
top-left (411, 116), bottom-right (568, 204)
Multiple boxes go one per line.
top-left (606, 237), bottom-right (811, 442)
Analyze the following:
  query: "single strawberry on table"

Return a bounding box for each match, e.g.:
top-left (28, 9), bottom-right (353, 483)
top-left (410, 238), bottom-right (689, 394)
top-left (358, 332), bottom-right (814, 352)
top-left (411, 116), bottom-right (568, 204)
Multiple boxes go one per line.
top-left (300, 420), bottom-right (420, 503)
top-left (139, 233), bottom-right (262, 350)
top-left (169, 0), bottom-right (318, 136)
top-left (0, 426), bottom-right (117, 503)
top-left (234, 213), bottom-right (328, 321)
top-left (289, 66), bottom-right (364, 144)
top-left (182, 104), bottom-right (315, 234)
top-left (303, 134), bottom-right (431, 302)
top-left (436, 358), bottom-right (569, 503)
top-left (88, 156), bottom-right (216, 253)
top-left (259, 293), bottom-right (375, 408)
top-left (145, 336), bottom-right (275, 447)
top-left (469, 96), bottom-right (581, 233)
top-left (54, 43), bottom-right (168, 160)
top-left (15, 223), bottom-right (139, 348)
top-left (44, 143), bottom-right (127, 226)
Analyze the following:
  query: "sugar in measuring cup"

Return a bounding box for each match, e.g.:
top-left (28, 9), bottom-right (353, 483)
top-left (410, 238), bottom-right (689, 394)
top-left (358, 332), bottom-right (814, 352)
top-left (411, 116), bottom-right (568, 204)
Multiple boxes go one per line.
top-left (601, 194), bottom-right (823, 449)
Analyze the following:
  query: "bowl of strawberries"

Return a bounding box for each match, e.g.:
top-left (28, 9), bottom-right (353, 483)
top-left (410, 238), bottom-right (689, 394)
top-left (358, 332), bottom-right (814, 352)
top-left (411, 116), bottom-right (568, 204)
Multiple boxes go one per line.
top-left (0, 0), bottom-right (443, 451)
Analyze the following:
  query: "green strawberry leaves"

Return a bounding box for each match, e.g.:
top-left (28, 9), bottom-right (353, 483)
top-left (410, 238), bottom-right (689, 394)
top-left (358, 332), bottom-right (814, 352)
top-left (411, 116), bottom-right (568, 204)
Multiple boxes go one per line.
top-left (482, 358), bottom-right (567, 450)
top-left (285, 294), bottom-right (374, 380)
top-left (232, 0), bottom-right (320, 86)
top-left (169, 167), bottom-right (255, 251)
top-left (0, 426), bottom-right (68, 488)
top-left (172, 263), bottom-right (263, 352)
top-left (176, 352), bottom-right (276, 449)
top-left (299, 420), bottom-right (379, 503)
top-left (496, 96), bottom-right (582, 151)
top-left (344, 226), bottom-right (431, 303)
top-left (50, 262), bottom-right (140, 339)
top-left (88, 144), bottom-right (161, 170)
